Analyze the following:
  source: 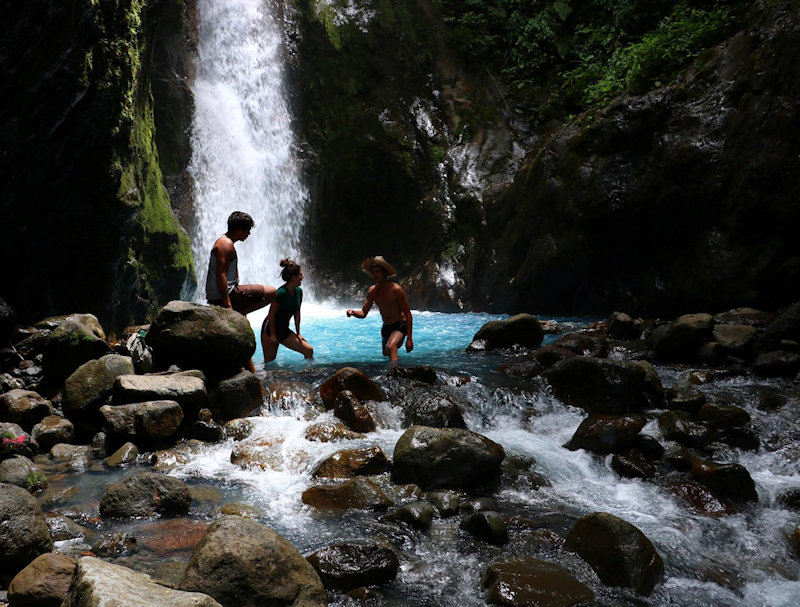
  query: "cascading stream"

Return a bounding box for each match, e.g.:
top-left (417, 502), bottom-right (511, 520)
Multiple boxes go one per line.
top-left (188, 0), bottom-right (309, 298)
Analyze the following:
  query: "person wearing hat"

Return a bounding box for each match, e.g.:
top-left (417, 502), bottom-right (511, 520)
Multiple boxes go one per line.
top-left (347, 256), bottom-right (414, 361)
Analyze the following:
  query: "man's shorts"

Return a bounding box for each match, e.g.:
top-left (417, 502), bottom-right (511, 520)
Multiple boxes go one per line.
top-left (381, 320), bottom-right (407, 351)
top-left (208, 284), bottom-right (271, 313)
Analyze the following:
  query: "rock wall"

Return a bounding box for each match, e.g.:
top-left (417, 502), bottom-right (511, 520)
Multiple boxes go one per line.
top-left (0, 0), bottom-right (196, 333)
top-left (472, 1), bottom-right (800, 316)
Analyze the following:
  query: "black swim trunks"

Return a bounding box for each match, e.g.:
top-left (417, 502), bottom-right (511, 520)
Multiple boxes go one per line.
top-left (381, 320), bottom-right (407, 351)
top-left (262, 322), bottom-right (292, 343)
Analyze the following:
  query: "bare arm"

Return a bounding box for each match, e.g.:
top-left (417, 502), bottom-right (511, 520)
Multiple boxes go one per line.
top-left (267, 301), bottom-right (279, 342)
top-left (294, 309), bottom-right (302, 339)
top-left (398, 288), bottom-right (414, 352)
top-left (347, 286), bottom-right (376, 319)
top-left (213, 238), bottom-right (236, 308)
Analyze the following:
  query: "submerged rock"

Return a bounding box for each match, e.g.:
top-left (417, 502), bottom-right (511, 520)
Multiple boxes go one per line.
top-left (99, 472), bottom-right (192, 518)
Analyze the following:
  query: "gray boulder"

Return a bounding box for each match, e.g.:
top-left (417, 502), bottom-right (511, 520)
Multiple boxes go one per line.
top-left (99, 400), bottom-right (184, 443)
top-left (63, 354), bottom-right (135, 418)
top-left (113, 373), bottom-right (207, 413)
top-left (179, 515), bottom-right (326, 607)
top-left (565, 512), bottom-right (664, 596)
top-left (62, 556), bottom-right (221, 607)
top-left (0, 455), bottom-right (47, 492)
top-left (392, 426), bottom-right (505, 492)
top-left (216, 370), bottom-right (263, 419)
top-left (467, 313), bottom-right (544, 351)
top-left (0, 483), bottom-right (53, 581)
top-left (8, 552), bottom-right (76, 607)
top-left (146, 301), bottom-right (256, 374)
top-left (42, 314), bottom-right (110, 381)
top-left (99, 472), bottom-right (192, 518)
top-left (541, 357), bottom-right (664, 414)
top-left (306, 542), bottom-right (399, 591)
top-left (31, 415), bottom-right (74, 451)
top-left (0, 389), bottom-right (54, 432)
top-left (481, 557), bottom-right (594, 607)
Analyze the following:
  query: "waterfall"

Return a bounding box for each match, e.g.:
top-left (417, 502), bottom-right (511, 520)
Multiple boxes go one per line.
top-left (188, 0), bottom-right (309, 299)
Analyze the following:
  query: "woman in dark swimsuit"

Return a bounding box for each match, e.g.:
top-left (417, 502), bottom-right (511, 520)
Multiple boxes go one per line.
top-left (261, 259), bottom-right (314, 362)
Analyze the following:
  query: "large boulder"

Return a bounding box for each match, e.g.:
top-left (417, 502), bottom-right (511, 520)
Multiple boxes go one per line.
top-left (42, 314), bottom-right (110, 381)
top-left (0, 483), bottom-right (53, 582)
top-left (113, 373), bottom-right (207, 413)
top-left (481, 557), bottom-right (595, 607)
top-left (99, 400), bottom-right (184, 444)
top-left (179, 515), bottom-right (326, 607)
top-left (215, 370), bottom-right (264, 419)
top-left (31, 415), bottom-right (75, 451)
top-left (467, 314), bottom-right (544, 351)
top-left (564, 414), bottom-right (646, 455)
top-left (311, 446), bottom-right (390, 479)
top-left (541, 357), bottom-right (664, 414)
top-left (400, 389), bottom-right (467, 429)
top-left (99, 472), bottom-right (192, 518)
top-left (392, 426), bottom-right (505, 492)
top-left (8, 552), bottom-right (77, 607)
top-left (63, 354), bottom-right (135, 419)
top-left (0, 455), bottom-right (47, 492)
top-left (306, 543), bottom-right (399, 591)
top-left (145, 301), bottom-right (256, 374)
top-left (319, 367), bottom-right (385, 409)
top-left (61, 556), bottom-right (222, 607)
top-left (333, 391), bottom-right (376, 433)
top-left (648, 313), bottom-right (714, 362)
top-left (564, 512), bottom-right (664, 596)
top-left (690, 459), bottom-right (758, 503)
top-left (301, 477), bottom-right (394, 511)
top-left (0, 389), bottom-right (55, 432)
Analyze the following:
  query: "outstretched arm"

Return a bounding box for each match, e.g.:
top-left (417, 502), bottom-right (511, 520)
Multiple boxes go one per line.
top-left (347, 287), bottom-right (375, 319)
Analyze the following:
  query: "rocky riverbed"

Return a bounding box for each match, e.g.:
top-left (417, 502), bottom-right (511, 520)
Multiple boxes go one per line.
top-left (1, 297), bottom-right (799, 606)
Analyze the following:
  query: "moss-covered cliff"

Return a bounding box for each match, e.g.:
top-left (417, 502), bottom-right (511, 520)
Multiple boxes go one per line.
top-left (0, 0), bottom-right (195, 333)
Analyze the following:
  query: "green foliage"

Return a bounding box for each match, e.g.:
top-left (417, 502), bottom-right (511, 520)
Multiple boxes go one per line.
top-left (434, 0), bottom-right (746, 120)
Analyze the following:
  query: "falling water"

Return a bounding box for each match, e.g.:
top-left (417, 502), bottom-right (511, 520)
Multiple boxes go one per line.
top-left (188, 0), bottom-right (309, 297)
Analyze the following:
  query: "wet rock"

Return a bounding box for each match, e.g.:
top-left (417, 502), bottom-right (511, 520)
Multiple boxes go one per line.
top-left (301, 476), bottom-right (394, 511)
top-left (31, 415), bottom-right (74, 452)
top-left (0, 372), bottom-right (26, 392)
top-left (717, 426), bottom-right (760, 451)
top-left (754, 301), bottom-right (800, 353)
top-left (649, 313), bottom-right (714, 362)
top-left (99, 400), bottom-right (184, 444)
top-left (306, 542), bottom-right (399, 591)
top-left (565, 512), bottom-right (664, 596)
top-left (218, 503), bottom-right (261, 519)
top-left (0, 455), bottom-right (47, 492)
top-left (44, 513), bottom-right (93, 542)
top-left (312, 446), bottom-right (390, 479)
top-left (379, 501), bottom-right (435, 530)
top-left (346, 586), bottom-right (382, 602)
top-left (0, 423), bottom-right (36, 459)
top-left (565, 414), bottom-right (646, 455)
top-left (333, 390), bottom-right (377, 432)
top-left (42, 314), bottom-right (110, 381)
top-left (501, 455), bottom-right (551, 492)
top-left (667, 480), bottom-right (733, 517)
top-left (666, 384), bottom-right (708, 415)
top-left (392, 426), bottom-right (505, 492)
top-left (0, 483), bottom-right (53, 582)
top-left (790, 528), bottom-right (800, 558)
top-left (267, 380), bottom-right (318, 411)
top-left (216, 369), bottom-right (263, 419)
top-left (752, 350), bottom-right (800, 378)
top-left (304, 421), bottom-right (365, 442)
top-left (460, 511), bottom-right (508, 545)
top-left (99, 472), bottom-right (192, 518)
top-left (461, 497), bottom-right (502, 513)
top-left (551, 332), bottom-right (608, 358)
top-left (658, 411), bottom-right (716, 449)
top-left (7, 552), bottom-right (76, 607)
top-left (712, 324), bottom-right (757, 356)
top-left (481, 556), bottom-right (595, 607)
top-left (104, 442), bottom-right (139, 467)
top-left (192, 419), bottom-right (225, 442)
top-left (387, 365), bottom-right (438, 384)
top-left (776, 488), bottom-right (800, 511)
top-left (607, 311), bottom-right (643, 340)
top-left (63, 556), bottom-right (222, 607)
top-left (145, 301), bottom-right (256, 375)
top-left (690, 460), bottom-right (758, 503)
top-left (319, 367), bottom-right (385, 408)
top-left (697, 403), bottom-right (751, 428)
top-left (634, 434), bottom-right (665, 460)
top-left (49, 443), bottom-right (94, 469)
top-left (63, 354), bottom-right (134, 419)
top-left (400, 389), bottom-right (467, 428)
top-left (92, 532), bottom-right (138, 557)
top-left (611, 449), bottom-right (658, 480)
top-left (541, 357), bottom-right (664, 414)
top-left (425, 490), bottom-right (463, 517)
top-left (231, 437), bottom-right (309, 472)
top-left (114, 373), bottom-right (207, 414)
top-left (0, 389), bottom-right (54, 432)
top-left (467, 314), bottom-right (544, 351)
top-left (714, 308), bottom-right (774, 328)
top-left (224, 418), bottom-right (255, 441)
top-left (179, 515), bottom-right (325, 606)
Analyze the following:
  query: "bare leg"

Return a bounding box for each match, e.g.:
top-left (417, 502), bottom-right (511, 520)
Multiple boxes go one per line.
top-left (236, 285), bottom-right (278, 315)
top-left (383, 331), bottom-right (405, 362)
top-left (261, 327), bottom-right (280, 363)
top-left (281, 332), bottom-right (314, 360)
